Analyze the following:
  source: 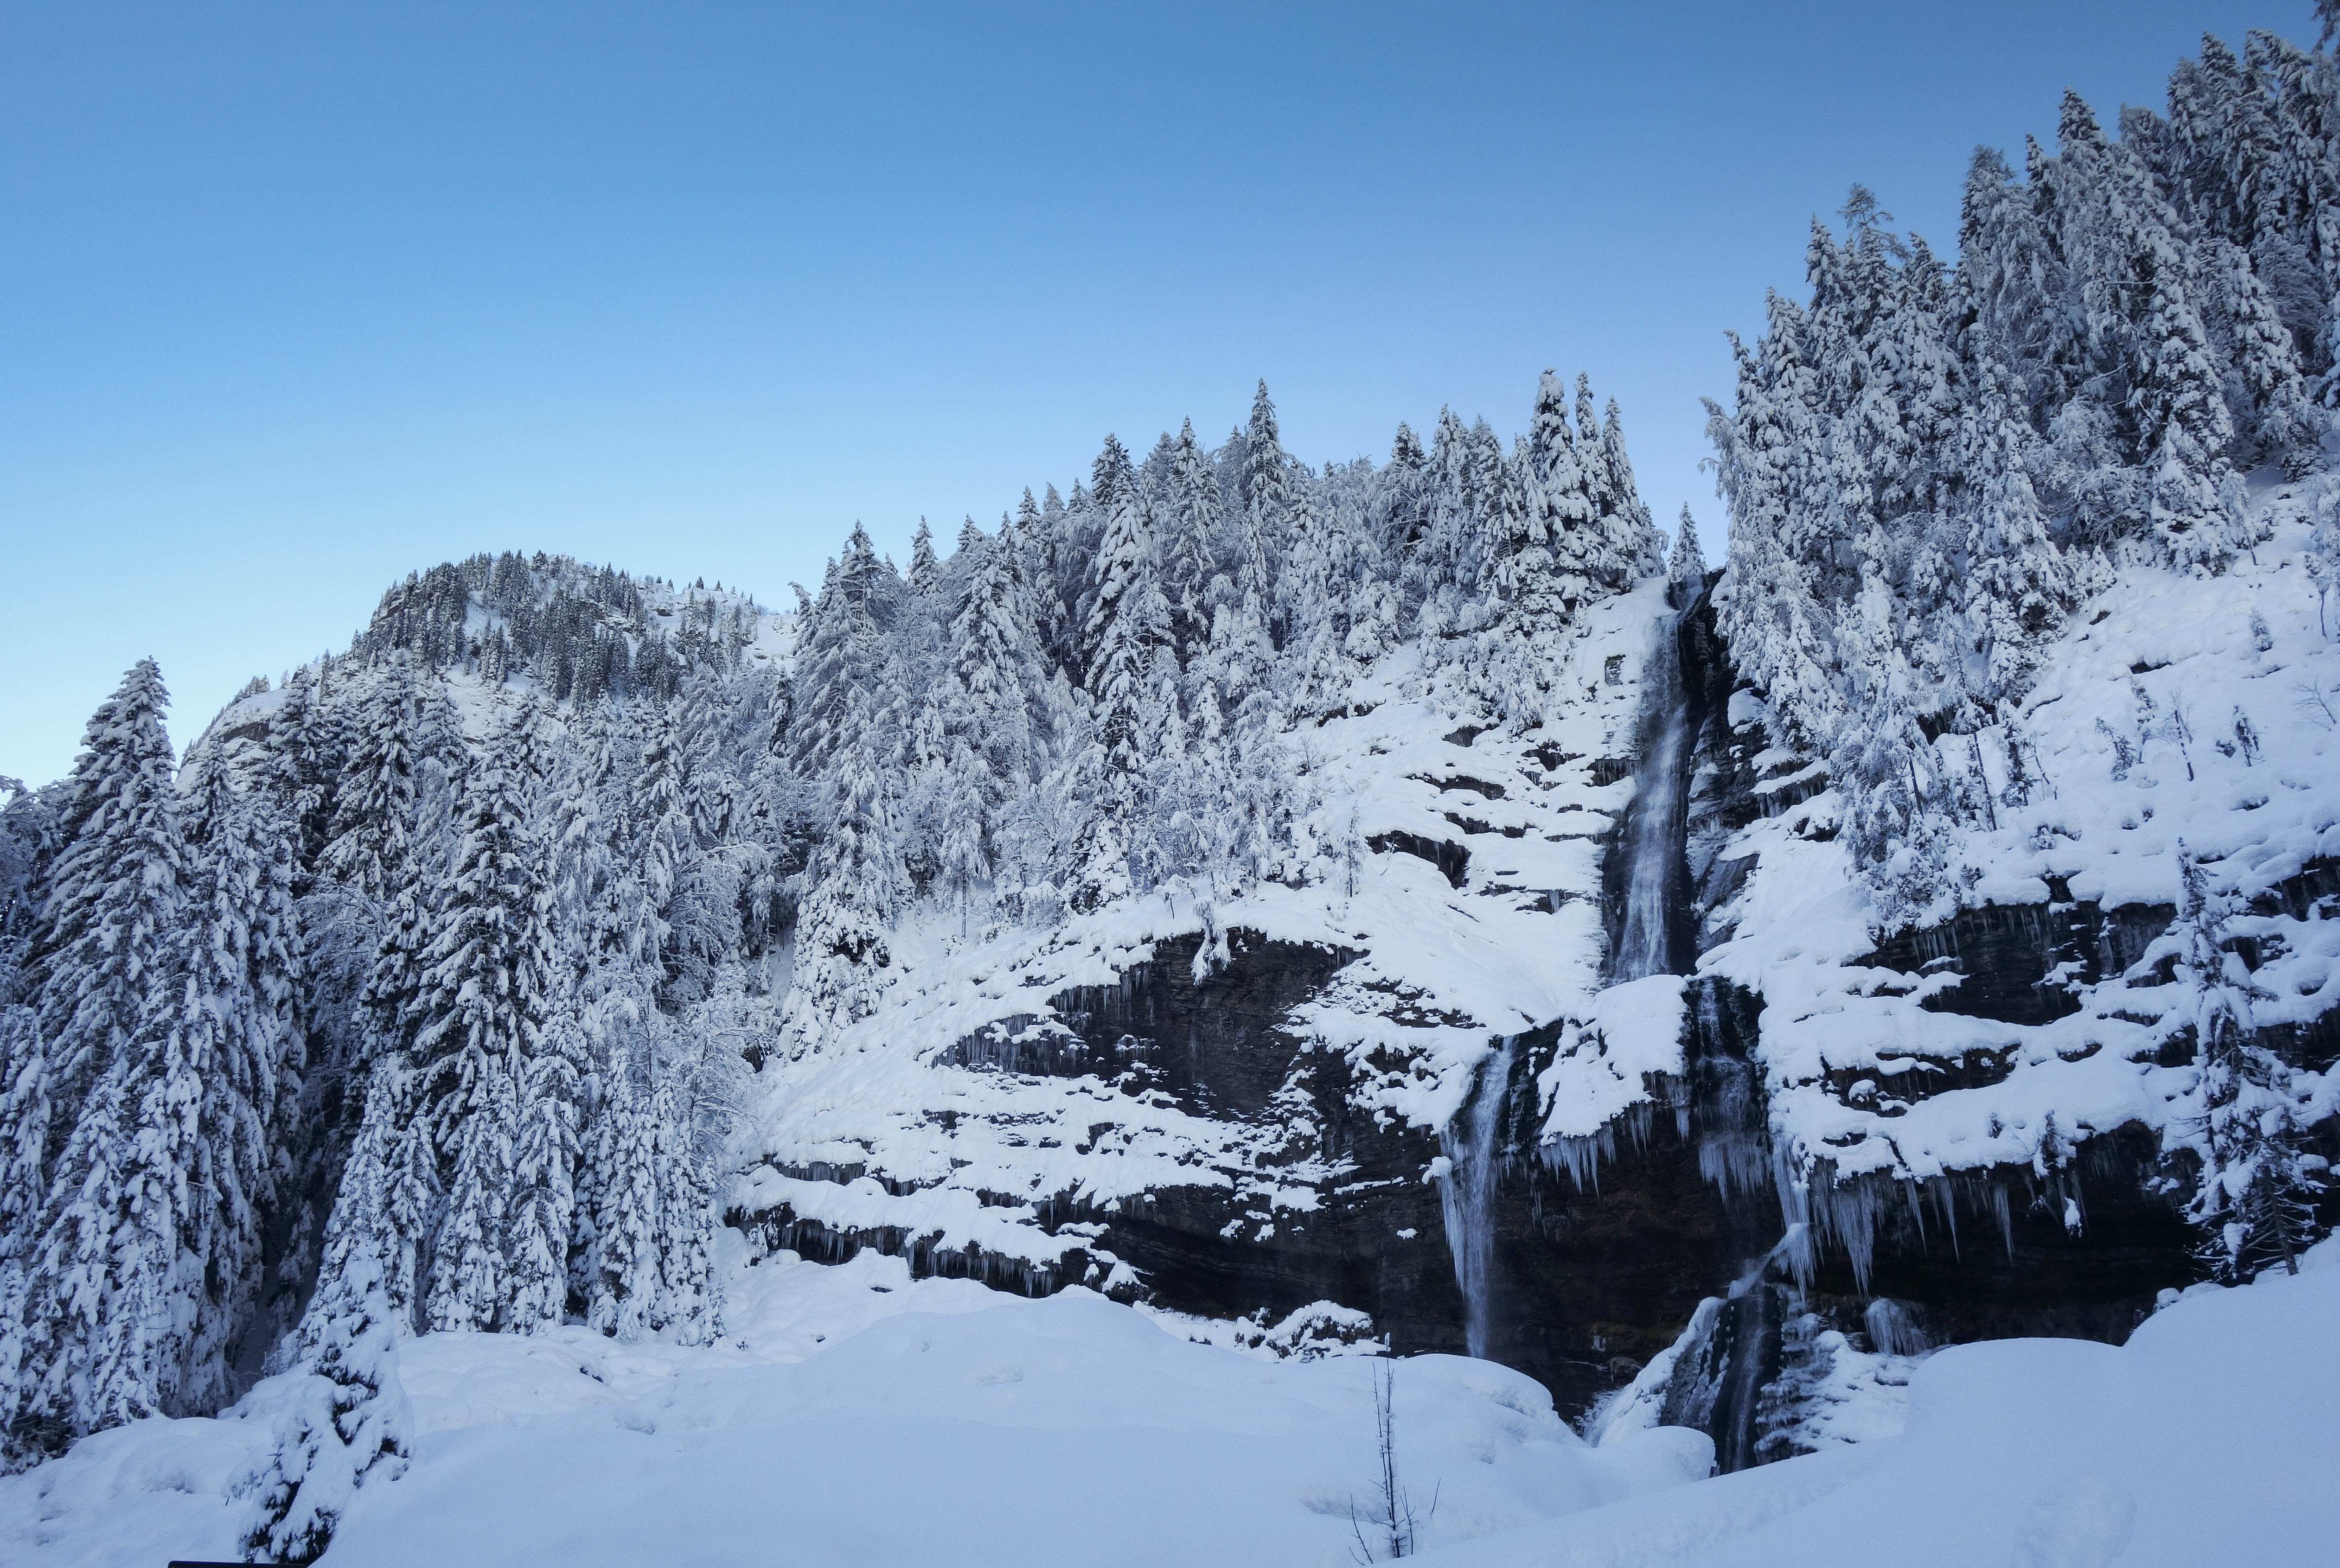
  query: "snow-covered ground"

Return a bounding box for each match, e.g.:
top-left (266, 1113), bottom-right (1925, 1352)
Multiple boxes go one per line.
top-left (0, 1236), bottom-right (1708, 1567)
top-left (1694, 488), bottom-right (2340, 1269)
top-left (732, 576), bottom-right (1679, 1286)
top-left (3, 1237), bottom-right (2332, 1566)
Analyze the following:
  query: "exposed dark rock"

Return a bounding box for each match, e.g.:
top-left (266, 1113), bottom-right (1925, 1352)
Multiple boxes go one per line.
top-left (1423, 774), bottom-right (1506, 800)
top-left (748, 576), bottom-right (2329, 1447)
top-left (1040, 931), bottom-right (1356, 1119)
top-left (1659, 1286), bottom-right (1785, 1474)
top-left (1367, 830), bottom-right (1469, 888)
top-left (1791, 1123), bottom-right (2196, 1348)
top-left (1588, 757), bottom-right (1635, 787)
top-left (740, 1211), bottom-right (1098, 1299)
top-left (1857, 897), bottom-right (2174, 1026)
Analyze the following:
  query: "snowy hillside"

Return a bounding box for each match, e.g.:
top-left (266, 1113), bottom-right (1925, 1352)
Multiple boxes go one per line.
top-left (732, 575), bottom-right (1677, 1305)
top-left (1698, 483), bottom-right (2340, 1286)
top-left (4, 1239), bottom-right (2333, 1567)
top-left (6, 18), bottom-right (2340, 1567)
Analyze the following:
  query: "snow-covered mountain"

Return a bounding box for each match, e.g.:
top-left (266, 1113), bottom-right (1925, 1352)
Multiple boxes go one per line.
top-left (5, 20), bottom-right (2340, 1567)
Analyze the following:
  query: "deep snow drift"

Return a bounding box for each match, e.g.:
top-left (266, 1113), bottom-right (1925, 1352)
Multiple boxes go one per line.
top-left (2, 1239), bottom-right (2332, 1567)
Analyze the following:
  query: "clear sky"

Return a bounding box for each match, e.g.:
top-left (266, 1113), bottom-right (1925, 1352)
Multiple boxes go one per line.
top-left (0, 0), bottom-right (2319, 786)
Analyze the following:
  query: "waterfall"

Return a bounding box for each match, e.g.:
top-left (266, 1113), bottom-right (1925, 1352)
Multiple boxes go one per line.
top-left (1439, 1034), bottom-right (1517, 1360)
top-left (1612, 604), bottom-right (1694, 982)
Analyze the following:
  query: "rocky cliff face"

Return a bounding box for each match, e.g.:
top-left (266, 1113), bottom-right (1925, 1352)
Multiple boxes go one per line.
top-left (734, 542), bottom-right (2340, 1477)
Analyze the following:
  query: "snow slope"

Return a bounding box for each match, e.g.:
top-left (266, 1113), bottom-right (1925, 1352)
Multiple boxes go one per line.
top-left (4, 1239), bottom-right (2331, 1567)
top-left (1696, 485), bottom-right (2340, 1274)
top-left (0, 1242), bottom-right (1709, 1568)
top-left (1411, 1240), bottom-right (2340, 1568)
top-left (733, 576), bottom-right (1685, 1289)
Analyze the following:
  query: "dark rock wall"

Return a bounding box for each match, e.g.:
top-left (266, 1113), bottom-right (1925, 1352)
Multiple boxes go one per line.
top-left (759, 576), bottom-right (2330, 1465)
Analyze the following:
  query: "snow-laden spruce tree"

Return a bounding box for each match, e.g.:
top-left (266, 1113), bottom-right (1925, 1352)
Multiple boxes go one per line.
top-left (409, 697), bottom-right (563, 1333)
top-left (239, 1251), bottom-right (414, 1566)
top-left (0, 662), bottom-right (198, 1469)
top-left (2, 673), bottom-right (301, 1466)
top-left (932, 523), bottom-right (1033, 921)
top-left (1667, 506), bottom-right (1708, 597)
top-left (320, 663), bottom-right (421, 905)
top-left (1158, 419), bottom-right (1223, 667)
top-left (787, 523), bottom-right (897, 782)
top-left (2170, 847), bottom-right (2328, 1280)
top-left (265, 666), bottom-right (339, 894)
top-left (165, 752), bottom-right (306, 1413)
top-left (0, 779), bottom-right (56, 1294)
top-left (779, 677), bottom-right (909, 1057)
top-left (1193, 384), bottom-right (1288, 737)
top-left (1073, 433), bottom-right (1176, 908)
top-left (20, 660), bottom-right (186, 1179)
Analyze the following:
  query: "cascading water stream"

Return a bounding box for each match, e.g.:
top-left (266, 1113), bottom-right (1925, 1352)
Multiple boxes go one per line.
top-left (1611, 602), bottom-right (1695, 982)
top-left (1439, 1033), bottom-right (1517, 1360)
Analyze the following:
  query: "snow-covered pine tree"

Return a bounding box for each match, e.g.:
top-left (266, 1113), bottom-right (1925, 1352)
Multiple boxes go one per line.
top-left (0, 999), bottom-right (44, 1272)
top-left (1596, 392), bottom-right (1666, 585)
top-left (907, 517), bottom-right (941, 602)
top-left (2172, 847), bottom-right (2327, 1280)
top-left (648, 1022), bottom-right (729, 1345)
top-left (581, 1032), bottom-right (659, 1338)
top-left (409, 698), bottom-right (561, 1333)
top-left (2, 1033), bottom-right (173, 1467)
top-left (779, 677), bottom-right (908, 1056)
top-left (1084, 446), bottom-right (1189, 903)
top-left (1668, 506), bottom-right (1709, 595)
top-left (22, 659), bottom-right (186, 1173)
top-left (1510, 369), bottom-right (1587, 621)
top-left (504, 1013), bottom-right (582, 1332)
top-left (1409, 408), bottom-right (1483, 634)
top-left (944, 518), bottom-right (1054, 921)
top-left (1159, 420), bottom-right (1223, 667)
top-left (1236, 382), bottom-right (1291, 646)
top-left (320, 664), bottom-right (420, 904)
top-left (1465, 388), bottom-right (1568, 723)
top-left (934, 735), bottom-right (991, 937)
top-left (3, 707), bottom-right (309, 1466)
top-left (1956, 355), bottom-right (2076, 704)
top-left (788, 525), bottom-right (894, 782)
top-left (1, 780), bottom-right (54, 1297)
top-left (1085, 440), bottom-right (1175, 781)
top-left (167, 754), bottom-right (306, 1412)
top-left (1710, 303), bottom-right (1833, 752)
top-left (265, 669), bottom-right (339, 894)
top-left (239, 1249), bottom-right (414, 1566)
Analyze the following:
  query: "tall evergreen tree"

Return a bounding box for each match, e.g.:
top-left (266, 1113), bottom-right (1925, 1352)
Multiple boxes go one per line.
top-left (407, 699), bottom-right (561, 1333)
top-left (24, 661), bottom-right (186, 1191)
top-left (1158, 420), bottom-right (1223, 666)
top-left (168, 758), bottom-right (305, 1412)
top-left (320, 666), bottom-right (421, 904)
top-left (1669, 506), bottom-right (1708, 593)
top-left (2174, 847), bottom-right (2326, 1280)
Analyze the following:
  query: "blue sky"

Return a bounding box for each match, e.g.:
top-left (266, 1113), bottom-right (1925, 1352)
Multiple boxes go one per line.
top-left (0, 0), bottom-right (2317, 785)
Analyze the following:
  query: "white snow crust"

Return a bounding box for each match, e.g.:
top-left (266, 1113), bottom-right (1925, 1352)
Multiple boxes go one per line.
top-left (5, 1237), bottom-right (2332, 1566)
top-left (0, 1241), bottom-right (1709, 1566)
top-left (1702, 490), bottom-right (2340, 1203)
top-left (735, 578), bottom-right (1692, 1284)
top-left (1410, 1239), bottom-right (2340, 1567)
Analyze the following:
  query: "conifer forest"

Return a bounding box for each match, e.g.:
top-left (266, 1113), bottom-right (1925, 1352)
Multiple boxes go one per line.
top-left (5, 15), bottom-right (2340, 1567)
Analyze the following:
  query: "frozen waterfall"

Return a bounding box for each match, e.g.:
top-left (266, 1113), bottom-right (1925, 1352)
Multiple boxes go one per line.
top-left (1439, 1034), bottom-right (1517, 1361)
top-left (1611, 606), bottom-right (1693, 982)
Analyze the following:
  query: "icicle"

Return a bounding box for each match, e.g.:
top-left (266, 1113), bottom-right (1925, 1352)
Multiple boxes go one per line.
top-left (1439, 1035), bottom-right (1519, 1358)
top-left (1611, 606), bottom-right (1695, 981)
